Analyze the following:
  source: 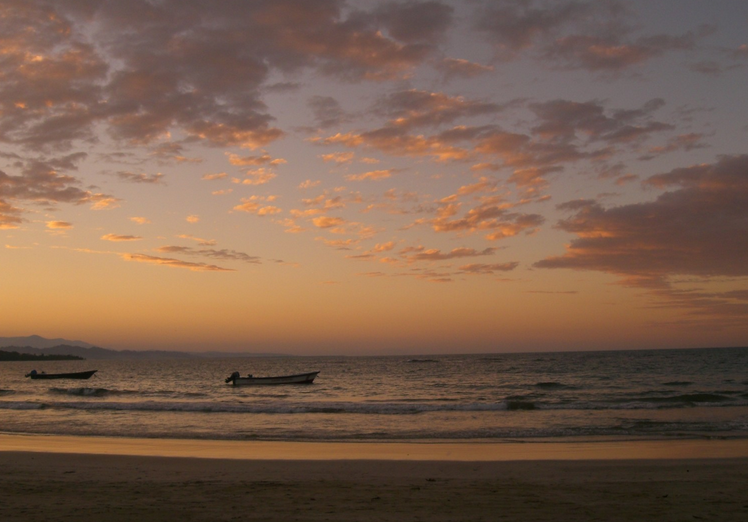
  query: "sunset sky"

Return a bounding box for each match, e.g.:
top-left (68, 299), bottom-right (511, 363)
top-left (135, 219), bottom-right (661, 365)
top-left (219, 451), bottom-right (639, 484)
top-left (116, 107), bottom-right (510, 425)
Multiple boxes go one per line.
top-left (2, 0), bottom-right (747, 354)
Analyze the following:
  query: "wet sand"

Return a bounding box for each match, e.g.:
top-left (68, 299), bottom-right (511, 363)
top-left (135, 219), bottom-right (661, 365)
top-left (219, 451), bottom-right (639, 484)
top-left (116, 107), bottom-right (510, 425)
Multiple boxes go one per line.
top-left (1, 435), bottom-right (747, 521)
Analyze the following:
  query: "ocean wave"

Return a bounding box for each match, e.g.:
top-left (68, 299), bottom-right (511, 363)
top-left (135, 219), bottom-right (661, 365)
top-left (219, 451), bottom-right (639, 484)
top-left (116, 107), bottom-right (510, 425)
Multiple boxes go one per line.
top-left (641, 393), bottom-right (734, 404)
top-left (662, 381), bottom-right (693, 386)
top-left (505, 400), bottom-right (536, 410)
top-left (45, 387), bottom-right (210, 399)
top-left (0, 400), bottom-right (509, 415)
top-left (49, 387), bottom-right (110, 397)
top-left (534, 382), bottom-right (578, 390)
top-left (2, 394), bottom-right (747, 415)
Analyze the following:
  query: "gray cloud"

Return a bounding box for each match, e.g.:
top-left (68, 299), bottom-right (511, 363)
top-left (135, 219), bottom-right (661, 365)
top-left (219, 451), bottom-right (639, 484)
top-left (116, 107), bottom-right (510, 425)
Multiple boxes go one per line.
top-left (308, 96), bottom-right (351, 129)
top-left (117, 171), bottom-right (165, 184)
top-left (156, 245), bottom-right (261, 264)
top-left (2, 0), bottom-right (445, 156)
top-left (374, 89), bottom-right (503, 128)
top-left (474, 0), bottom-right (710, 72)
top-left (535, 155), bottom-right (748, 285)
top-left (373, 1), bottom-right (454, 43)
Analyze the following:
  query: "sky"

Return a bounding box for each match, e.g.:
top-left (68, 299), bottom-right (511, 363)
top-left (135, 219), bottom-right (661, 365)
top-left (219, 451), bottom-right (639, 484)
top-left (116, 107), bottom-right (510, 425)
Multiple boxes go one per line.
top-left (1, 0), bottom-right (747, 355)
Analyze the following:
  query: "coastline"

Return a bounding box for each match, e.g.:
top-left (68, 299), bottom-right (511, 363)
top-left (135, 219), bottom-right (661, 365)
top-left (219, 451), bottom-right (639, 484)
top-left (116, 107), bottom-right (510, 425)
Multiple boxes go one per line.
top-left (2, 433), bottom-right (748, 460)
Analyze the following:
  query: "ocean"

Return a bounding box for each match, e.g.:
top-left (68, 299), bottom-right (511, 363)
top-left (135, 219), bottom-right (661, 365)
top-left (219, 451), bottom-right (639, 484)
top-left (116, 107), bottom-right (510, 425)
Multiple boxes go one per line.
top-left (1, 347), bottom-right (747, 443)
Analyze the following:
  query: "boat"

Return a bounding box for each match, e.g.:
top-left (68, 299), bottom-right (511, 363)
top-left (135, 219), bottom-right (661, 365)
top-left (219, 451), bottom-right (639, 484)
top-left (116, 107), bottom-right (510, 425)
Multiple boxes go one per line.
top-left (25, 369), bottom-right (98, 380)
top-left (225, 370), bottom-right (319, 386)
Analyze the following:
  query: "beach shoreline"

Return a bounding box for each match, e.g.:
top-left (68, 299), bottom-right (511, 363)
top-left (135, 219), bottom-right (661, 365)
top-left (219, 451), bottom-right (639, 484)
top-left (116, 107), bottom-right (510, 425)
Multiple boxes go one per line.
top-left (2, 440), bottom-right (747, 522)
top-left (2, 432), bottom-right (748, 460)
top-left (3, 435), bottom-right (748, 521)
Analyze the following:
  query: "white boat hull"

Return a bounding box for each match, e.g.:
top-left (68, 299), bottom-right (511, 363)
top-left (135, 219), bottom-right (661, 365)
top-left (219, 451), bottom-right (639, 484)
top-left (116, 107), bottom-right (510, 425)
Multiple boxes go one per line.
top-left (227, 371), bottom-right (319, 386)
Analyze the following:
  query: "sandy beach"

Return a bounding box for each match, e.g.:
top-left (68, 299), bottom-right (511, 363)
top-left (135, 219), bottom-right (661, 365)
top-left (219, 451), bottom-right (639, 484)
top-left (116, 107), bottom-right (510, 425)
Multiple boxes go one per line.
top-left (1, 435), bottom-right (747, 521)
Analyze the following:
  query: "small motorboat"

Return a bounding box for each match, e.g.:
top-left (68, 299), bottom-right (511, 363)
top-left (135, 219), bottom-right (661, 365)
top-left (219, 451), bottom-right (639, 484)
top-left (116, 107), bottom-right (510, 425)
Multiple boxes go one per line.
top-left (25, 369), bottom-right (98, 380)
top-left (225, 370), bottom-right (319, 386)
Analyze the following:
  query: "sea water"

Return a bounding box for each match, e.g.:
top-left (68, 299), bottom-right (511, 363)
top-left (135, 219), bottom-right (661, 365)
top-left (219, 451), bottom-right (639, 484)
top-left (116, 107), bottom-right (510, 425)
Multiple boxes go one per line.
top-left (1, 347), bottom-right (747, 442)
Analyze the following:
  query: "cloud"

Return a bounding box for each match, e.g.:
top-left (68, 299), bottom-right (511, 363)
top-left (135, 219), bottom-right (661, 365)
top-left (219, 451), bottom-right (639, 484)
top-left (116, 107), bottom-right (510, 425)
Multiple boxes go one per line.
top-left (0, 201), bottom-right (23, 229)
top-left (226, 152), bottom-right (286, 167)
top-left (436, 58), bottom-right (494, 79)
top-left (313, 216), bottom-right (346, 229)
top-left (317, 96), bottom-right (672, 195)
top-left (372, 1), bottom-right (454, 44)
top-left (308, 96), bottom-right (351, 129)
top-left (0, 154), bottom-right (121, 228)
top-left (473, 0), bottom-right (709, 72)
top-left (400, 245), bottom-right (497, 262)
top-left (202, 172), bottom-right (228, 181)
top-left (529, 98), bottom-right (671, 144)
top-left (731, 44), bottom-right (748, 60)
top-left (117, 171), bottom-right (165, 184)
top-left (345, 169), bottom-right (395, 181)
top-left (688, 60), bottom-right (741, 77)
top-left (545, 32), bottom-right (700, 72)
top-left (535, 154), bottom-right (748, 294)
top-left (123, 253), bottom-right (234, 272)
top-left (298, 179), bottom-right (321, 189)
top-left (176, 234), bottom-right (217, 246)
top-left (374, 89), bottom-right (503, 129)
top-left (46, 221), bottom-right (73, 229)
top-left (414, 196), bottom-right (545, 241)
top-left (1, 158), bottom-right (96, 205)
top-left (101, 233), bottom-right (142, 241)
top-left (319, 152), bottom-right (355, 164)
top-left (148, 142), bottom-right (202, 163)
top-left (234, 196), bottom-right (282, 216)
top-left (130, 217), bottom-right (151, 225)
top-left (156, 246), bottom-right (260, 264)
top-left (186, 215), bottom-right (200, 223)
top-left (1, 0), bottom-right (444, 159)
top-left (474, 0), bottom-right (595, 56)
top-left (459, 262), bottom-right (519, 274)
top-left (235, 168), bottom-right (277, 185)
top-left (371, 241), bottom-right (396, 253)
top-left (642, 133), bottom-right (708, 160)
top-left (316, 237), bottom-right (359, 250)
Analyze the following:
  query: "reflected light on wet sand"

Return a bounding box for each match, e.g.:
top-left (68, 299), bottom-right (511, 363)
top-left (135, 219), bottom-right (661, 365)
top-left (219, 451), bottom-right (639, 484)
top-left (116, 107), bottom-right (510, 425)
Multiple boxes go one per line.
top-left (2, 434), bottom-right (747, 461)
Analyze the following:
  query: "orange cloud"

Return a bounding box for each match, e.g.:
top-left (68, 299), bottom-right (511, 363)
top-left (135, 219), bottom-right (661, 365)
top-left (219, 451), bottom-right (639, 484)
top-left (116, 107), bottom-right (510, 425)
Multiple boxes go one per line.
top-left (235, 168), bottom-right (276, 185)
top-left (202, 172), bottom-right (228, 181)
top-left (226, 152), bottom-right (286, 166)
top-left (234, 196), bottom-right (282, 216)
top-left (46, 221), bottom-right (72, 229)
top-left (319, 152), bottom-right (355, 163)
top-left (400, 246), bottom-right (496, 263)
top-left (313, 216), bottom-right (346, 228)
top-left (345, 169), bottom-right (394, 181)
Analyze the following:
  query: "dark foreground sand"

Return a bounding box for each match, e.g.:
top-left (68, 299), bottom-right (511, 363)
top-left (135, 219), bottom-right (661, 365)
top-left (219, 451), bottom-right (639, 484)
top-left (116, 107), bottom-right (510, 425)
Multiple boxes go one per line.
top-left (1, 436), bottom-right (747, 521)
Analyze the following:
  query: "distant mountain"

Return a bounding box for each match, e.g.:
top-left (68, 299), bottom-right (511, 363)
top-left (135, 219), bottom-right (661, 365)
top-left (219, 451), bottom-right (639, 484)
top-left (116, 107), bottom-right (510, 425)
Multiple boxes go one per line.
top-left (0, 336), bottom-right (283, 360)
top-left (0, 335), bottom-right (96, 350)
top-left (0, 350), bottom-right (83, 361)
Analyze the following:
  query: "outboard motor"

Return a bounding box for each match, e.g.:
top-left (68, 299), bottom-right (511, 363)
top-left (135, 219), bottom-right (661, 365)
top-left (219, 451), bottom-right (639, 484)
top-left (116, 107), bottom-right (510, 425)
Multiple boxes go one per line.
top-left (225, 371), bottom-right (240, 384)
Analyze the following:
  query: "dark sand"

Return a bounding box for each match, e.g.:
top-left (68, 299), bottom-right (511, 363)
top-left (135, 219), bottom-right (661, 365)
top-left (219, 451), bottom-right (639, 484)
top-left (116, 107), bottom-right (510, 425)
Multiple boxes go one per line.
top-left (1, 435), bottom-right (747, 521)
